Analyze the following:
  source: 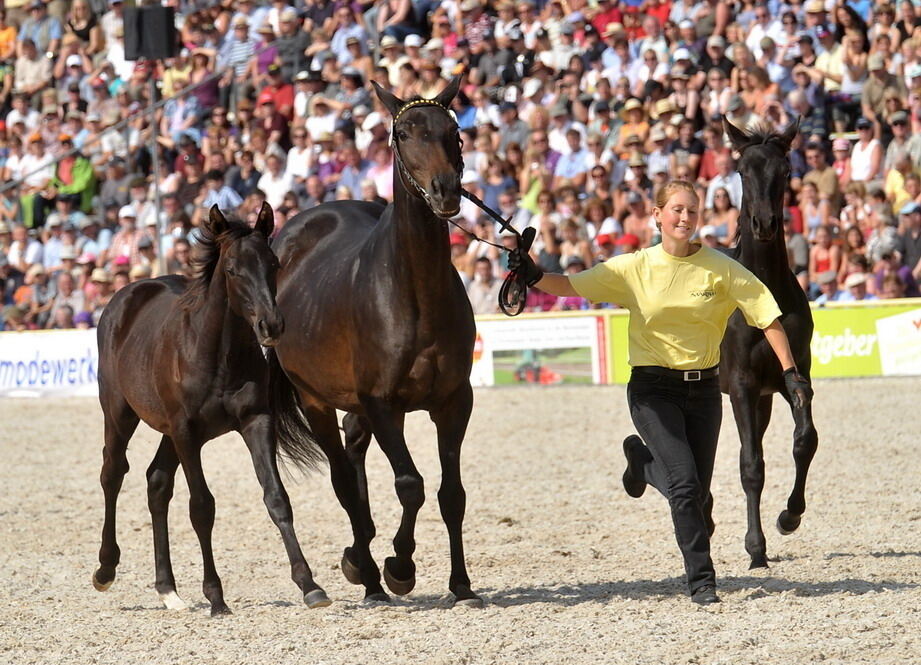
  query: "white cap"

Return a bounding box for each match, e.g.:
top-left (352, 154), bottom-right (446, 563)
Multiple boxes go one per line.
top-left (66, 54), bottom-right (82, 67)
top-left (118, 205), bottom-right (137, 218)
top-left (362, 111), bottom-right (383, 131)
top-left (522, 78), bottom-right (542, 97)
top-left (699, 225), bottom-right (717, 238)
top-left (673, 47), bottom-right (692, 61)
top-left (405, 34), bottom-right (423, 47)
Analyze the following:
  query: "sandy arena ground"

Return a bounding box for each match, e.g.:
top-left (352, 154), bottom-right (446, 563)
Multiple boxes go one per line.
top-left (1, 378), bottom-right (919, 665)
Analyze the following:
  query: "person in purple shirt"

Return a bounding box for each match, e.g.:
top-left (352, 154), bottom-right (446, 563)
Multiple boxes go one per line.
top-left (874, 251), bottom-right (920, 297)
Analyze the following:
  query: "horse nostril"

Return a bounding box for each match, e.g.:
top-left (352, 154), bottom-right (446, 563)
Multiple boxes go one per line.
top-left (257, 319), bottom-right (271, 340)
top-left (431, 178), bottom-right (443, 198)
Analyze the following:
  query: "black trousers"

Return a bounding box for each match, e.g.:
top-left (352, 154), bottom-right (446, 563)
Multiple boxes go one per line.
top-left (627, 368), bottom-right (722, 593)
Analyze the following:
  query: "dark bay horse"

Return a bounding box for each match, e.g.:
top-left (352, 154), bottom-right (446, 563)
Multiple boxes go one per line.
top-left (94, 204), bottom-right (331, 615)
top-left (266, 78), bottom-right (482, 605)
top-left (720, 119), bottom-right (819, 569)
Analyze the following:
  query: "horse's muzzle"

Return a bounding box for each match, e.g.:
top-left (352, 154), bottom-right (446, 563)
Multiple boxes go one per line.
top-left (256, 312), bottom-right (285, 347)
top-left (429, 175), bottom-right (462, 219)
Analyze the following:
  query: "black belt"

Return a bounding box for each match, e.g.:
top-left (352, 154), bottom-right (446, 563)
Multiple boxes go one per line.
top-left (632, 366), bottom-right (720, 382)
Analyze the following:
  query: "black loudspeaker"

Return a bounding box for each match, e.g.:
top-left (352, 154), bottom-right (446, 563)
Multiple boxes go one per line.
top-left (123, 6), bottom-right (179, 61)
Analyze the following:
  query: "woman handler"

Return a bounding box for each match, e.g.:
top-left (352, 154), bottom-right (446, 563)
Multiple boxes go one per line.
top-left (509, 180), bottom-right (811, 604)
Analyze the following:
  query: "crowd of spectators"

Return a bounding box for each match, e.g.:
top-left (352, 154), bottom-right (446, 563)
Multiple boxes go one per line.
top-left (2, 0), bottom-right (921, 330)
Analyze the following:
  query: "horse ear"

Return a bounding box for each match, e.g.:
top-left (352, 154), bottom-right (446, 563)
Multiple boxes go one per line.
top-left (372, 81), bottom-right (404, 118)
top-left (254, 201), bottom-right (275, 238)
top-left (204, 205), bottom-right (229, 237)
top-left (722, 116), bottom-right (750, 153)
top-left (433, 76), bottom-right (462, 109)
top-left (777, 116), bottom-right (801, 153)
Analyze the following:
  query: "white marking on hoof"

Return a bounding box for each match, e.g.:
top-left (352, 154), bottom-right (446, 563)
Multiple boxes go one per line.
top-left (159, 591), bottom-right (189, 611)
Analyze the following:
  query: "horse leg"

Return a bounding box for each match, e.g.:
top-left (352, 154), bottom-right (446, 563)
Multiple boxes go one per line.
top-left (732, 390), bottom-right (773, 569)
top-left (93, 400), bottom-right (140, 591)
top-left (173, 437), bottom-right (230, 616)
top-left (303, 406), bottom-right (387, 601)
top-left (146, 437), bottom-right (187, 611)
top-left (239, 413), bottom-right (330, 608)
top-left (429, 383), bottom-right (480, 606)
top-left (340, 413), bottom-right (377, 589)
top-left (777, 392), bottom-right (818, 535)
top-left (361, 396), bottom-right (423, 597)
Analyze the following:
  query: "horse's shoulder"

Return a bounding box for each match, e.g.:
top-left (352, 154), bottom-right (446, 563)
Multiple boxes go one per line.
top-left (100, 277), bottom-right (185, 340)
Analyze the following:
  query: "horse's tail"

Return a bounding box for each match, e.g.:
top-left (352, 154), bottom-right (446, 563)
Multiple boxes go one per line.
top-left (266, 348), bottom-right (326, 471)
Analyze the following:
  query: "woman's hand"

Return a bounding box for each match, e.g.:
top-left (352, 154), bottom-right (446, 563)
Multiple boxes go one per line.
top-left (783, 368), bottom-right (813, 409)
top-left (508, 247), bottom-right (543, 287)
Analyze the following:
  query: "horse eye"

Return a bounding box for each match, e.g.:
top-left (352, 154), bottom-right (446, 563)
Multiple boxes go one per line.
top-left (225, 264), bottom-right (236, 275)
top-left (396, 130), bottom-right (408, 141)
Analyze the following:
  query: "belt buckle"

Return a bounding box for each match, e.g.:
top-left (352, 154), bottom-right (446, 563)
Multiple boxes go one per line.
top-left (683, 370), bottom-right (702, 381)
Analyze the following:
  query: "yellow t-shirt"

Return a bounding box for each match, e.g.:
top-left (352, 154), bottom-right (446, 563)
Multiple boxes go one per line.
top-left (570, 244), bottom-right (782, 370)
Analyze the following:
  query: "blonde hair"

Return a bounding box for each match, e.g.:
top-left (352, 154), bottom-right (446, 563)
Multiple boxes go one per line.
top-left (654, 180), bottom-right (696, 209)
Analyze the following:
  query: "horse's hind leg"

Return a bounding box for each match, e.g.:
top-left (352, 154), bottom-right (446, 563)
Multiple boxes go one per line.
top-left (362, 397), bottom-right (424, 598)
top-left (239, 413), bottom-right (330, 608)
top-left (732, 390), bottom-right (773, 569)
top-left (146, 436), bottom-right (187, 610)
top-left (173, 436), bottom-right (230, 616)
top-left (304, 406), bottom-right (386, 601)
top-left (430, 383), bottom-right (481, 606)
top-left (340, 413), bottom-right (377, 589)
top-left (777, 393), bottom-right (818, 535)
top-left (94, 398), bottom-right (140, 591)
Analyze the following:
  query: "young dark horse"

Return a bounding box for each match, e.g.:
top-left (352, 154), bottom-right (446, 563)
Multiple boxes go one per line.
top-left (93, 204), bottom-right (331, 615)
top-left (266, 78), bottom-right (482, 605)
top-left (720, 119), bottom-right (819, 569)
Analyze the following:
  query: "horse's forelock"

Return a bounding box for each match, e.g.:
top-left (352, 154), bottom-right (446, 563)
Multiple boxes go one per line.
top-left (179, 217), bottom-right (255, 311)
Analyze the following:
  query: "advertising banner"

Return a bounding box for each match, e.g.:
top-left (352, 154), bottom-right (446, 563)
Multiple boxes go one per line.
top-left (471, 314), bottom-right (607, 387)
top-left (810, 303), bottom-right (921, 378)
top-left (0, 329), bottom-right (98, 397)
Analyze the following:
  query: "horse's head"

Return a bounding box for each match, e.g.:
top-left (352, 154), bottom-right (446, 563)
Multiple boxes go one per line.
top-left (373, 77), bottom-right (463, 219)
top-left (723, 117), bottom-right (799, 243)
top-left (203, 203), bottom-right (284, 346)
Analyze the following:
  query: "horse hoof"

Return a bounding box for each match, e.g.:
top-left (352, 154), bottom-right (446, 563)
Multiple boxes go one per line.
top-left (748, 556), bottom-right (769, 570)
top-left (210, 603), bottom-right (233, 617)
top-left (363, 592), bottom-right (391, 604)
top-left (304, 589), bottom-right (332, 608)
top-left (383, 557), bottom-right (416, 596)
top-left (341, 547), bottom-right (362, 585)
top-left (777, 510), bottom-right (802, 536)
top-left (158, 591), bottom-right (189, 611)
top-left (92, 569), bottom-right (113, 591)
top-left (453, 585), bottom-right (483, 608)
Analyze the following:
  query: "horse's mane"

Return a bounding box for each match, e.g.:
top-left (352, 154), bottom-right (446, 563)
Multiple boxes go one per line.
top-left (178, 217), bottom-right (254, 311)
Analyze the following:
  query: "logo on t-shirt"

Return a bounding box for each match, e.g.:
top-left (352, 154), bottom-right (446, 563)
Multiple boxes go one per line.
top-left (691, 290), bottom-right (715, 298)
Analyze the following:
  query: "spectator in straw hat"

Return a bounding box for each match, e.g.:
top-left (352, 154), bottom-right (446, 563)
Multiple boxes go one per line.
top-left (615, 99), bottom-right (648, 159)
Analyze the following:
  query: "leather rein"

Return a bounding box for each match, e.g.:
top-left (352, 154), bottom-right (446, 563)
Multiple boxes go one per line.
top-left (388, 99), bottom-right (536, 316)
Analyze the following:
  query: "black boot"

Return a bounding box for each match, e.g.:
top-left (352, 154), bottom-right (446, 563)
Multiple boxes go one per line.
top-left (622, 435), bottom-right (651, 498)
top-left (691, 584), bottom-right (720, 605)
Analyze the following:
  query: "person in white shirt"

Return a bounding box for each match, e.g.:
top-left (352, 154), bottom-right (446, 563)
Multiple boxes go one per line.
top-left (704, 154), bottom-right (743, 209)
top-left (553, 128), bottom-right (591, 191)
top-left (257, 151), bottom-right (295, 210)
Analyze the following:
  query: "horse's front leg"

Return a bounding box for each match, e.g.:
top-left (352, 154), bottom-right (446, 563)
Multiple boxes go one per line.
top-left (429, 382), bottom-right (481, 606)
top-left (361, 396), bottom-right (422, 597)
top-left (731, 386), bottom-right (773, 569)
top-left (239, 413), bottom-right (330, 608)
top-left (777, 387), bottom-right (818, 535)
